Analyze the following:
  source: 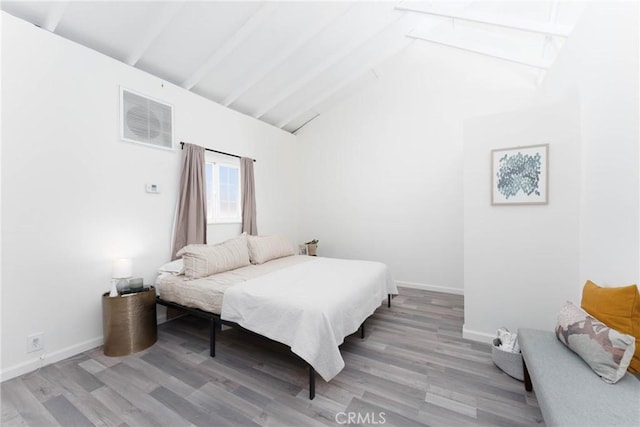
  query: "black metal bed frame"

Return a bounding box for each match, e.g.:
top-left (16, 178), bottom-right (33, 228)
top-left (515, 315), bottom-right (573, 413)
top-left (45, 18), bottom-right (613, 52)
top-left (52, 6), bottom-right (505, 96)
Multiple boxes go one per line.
top-left (156, 294), bottom-right (392, 400)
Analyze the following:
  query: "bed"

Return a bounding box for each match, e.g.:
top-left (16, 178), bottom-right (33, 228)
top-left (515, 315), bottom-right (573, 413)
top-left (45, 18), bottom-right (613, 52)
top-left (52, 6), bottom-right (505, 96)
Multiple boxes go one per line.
top-left (155, 235), bottom-right (396, 399)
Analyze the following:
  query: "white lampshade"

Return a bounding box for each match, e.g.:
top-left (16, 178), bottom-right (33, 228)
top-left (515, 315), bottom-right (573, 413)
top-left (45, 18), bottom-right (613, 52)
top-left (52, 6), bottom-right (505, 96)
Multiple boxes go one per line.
top-left (112, 258), bottom-right (132, 279)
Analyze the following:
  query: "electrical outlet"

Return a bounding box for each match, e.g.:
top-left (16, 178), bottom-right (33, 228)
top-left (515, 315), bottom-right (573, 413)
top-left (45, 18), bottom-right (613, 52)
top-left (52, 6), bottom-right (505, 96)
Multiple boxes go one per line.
top-left (27, 333), bottom-right (44, 353)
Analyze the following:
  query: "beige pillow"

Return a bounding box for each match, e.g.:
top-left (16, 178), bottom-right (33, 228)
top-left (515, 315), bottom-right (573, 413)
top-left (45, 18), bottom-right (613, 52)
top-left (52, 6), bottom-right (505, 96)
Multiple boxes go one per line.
top-left (247, 234), bottom-right (295, 264)
top-left (177, 233), bottom-right (250, 279)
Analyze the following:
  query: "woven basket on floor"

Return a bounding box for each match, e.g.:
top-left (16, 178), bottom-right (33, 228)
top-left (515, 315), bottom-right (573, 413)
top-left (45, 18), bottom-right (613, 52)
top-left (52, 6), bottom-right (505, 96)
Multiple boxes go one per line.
top-left (491, 338), bottom-right (524, 381)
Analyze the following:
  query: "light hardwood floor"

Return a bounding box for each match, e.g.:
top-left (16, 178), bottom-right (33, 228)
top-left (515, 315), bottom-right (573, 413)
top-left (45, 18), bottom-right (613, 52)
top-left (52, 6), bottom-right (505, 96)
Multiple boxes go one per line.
top-left (1, 288), bottom-right (543, 426)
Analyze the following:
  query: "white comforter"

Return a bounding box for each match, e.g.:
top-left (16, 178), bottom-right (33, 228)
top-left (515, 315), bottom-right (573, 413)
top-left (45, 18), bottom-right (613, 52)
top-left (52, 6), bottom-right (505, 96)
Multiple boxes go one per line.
top-left (221, 256), bottom-right (397, 382)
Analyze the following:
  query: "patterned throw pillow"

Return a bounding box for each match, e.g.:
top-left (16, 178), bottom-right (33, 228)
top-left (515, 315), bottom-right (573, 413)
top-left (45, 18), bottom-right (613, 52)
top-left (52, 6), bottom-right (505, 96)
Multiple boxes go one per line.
top-left (581, 280), bottom-right (640, 374)
top-left (556, 301), bottom-right (636, 384)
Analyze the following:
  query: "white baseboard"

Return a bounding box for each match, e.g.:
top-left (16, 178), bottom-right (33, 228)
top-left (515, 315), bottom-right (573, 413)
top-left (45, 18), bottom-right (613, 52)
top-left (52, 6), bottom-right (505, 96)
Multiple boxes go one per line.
top-left (3, 303), bottom-right (171, 382)
top-left (396, 280), bottom-right (464, 296)
top-left (462, 324), bottom-right (495, 344)
top-left (0, 336), bottom-right (103, 383)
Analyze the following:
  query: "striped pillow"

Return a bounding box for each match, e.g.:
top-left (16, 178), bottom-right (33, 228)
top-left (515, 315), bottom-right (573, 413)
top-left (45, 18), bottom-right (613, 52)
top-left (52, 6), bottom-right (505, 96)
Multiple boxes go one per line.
top-left (177, 233), bottom-right (250, 279)
top-left (247, 234), bottom-right (295, 264)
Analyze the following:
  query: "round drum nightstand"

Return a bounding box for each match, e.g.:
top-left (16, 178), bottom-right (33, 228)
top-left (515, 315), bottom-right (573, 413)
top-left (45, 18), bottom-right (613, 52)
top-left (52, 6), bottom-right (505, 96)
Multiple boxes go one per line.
top-left (102, 286), bottom-right (157, 356)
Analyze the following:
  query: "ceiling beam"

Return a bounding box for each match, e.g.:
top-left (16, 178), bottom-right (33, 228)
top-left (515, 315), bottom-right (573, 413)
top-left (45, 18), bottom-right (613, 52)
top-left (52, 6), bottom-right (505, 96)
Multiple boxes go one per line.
top-left (42, 1), bottom-right (68, 32)
top-left (407, 32), bottom-right (552, 70)
top-left (222, 3), bottom-right (353, 107)
top-left (277, 21), bottom-right (414, 130)
top-left (396, 4), bottom-right (572, 38)
top-left (252, 11), bottom-right (405, 120)
top-left (279, 38), bottom-right (413, 130)
top-left (181, 2), bottom-right (277, 90)
top-left (536, 0), bottom-right (561, 86)
top-left (290, 113), bottom-right (321, 134)
top-left (124, 2), bottom-right (185, 66)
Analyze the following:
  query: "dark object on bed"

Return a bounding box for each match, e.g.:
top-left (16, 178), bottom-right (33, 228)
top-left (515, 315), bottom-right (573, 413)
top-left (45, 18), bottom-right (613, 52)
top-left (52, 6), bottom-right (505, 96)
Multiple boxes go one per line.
top-left (156, 295), bottom-right (392, 399)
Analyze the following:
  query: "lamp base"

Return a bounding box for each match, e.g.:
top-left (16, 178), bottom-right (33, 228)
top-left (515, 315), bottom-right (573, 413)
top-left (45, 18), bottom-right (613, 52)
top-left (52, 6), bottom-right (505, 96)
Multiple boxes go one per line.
top-left (128, 277), bottom-right (144, 291)
top-left (116, 278), bottom-right (130, 294)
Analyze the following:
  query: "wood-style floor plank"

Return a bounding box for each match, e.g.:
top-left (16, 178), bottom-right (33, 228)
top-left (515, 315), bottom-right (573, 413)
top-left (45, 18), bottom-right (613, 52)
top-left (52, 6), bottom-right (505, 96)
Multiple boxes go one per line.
top-left (1, 379), bottom-right (60, 426)
top-left (1, 288), bottom-right (543, 426)
top-left (41, 395), bottom-right (95, 427)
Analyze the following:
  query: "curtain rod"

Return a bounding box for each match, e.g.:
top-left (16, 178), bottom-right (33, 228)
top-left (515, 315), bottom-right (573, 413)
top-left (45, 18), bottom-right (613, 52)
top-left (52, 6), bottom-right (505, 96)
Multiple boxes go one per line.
top-left (180, 142), bottom-right (256, 162)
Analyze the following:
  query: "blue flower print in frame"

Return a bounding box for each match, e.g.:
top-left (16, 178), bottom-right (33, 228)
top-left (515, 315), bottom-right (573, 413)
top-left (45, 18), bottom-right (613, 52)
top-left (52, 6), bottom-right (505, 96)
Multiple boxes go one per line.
top-left (491, 144), bottom-right (548, 205)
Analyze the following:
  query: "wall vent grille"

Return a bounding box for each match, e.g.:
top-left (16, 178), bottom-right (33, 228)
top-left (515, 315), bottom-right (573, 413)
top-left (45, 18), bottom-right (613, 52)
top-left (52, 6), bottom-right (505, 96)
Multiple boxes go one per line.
top-left (120, 87), bottom-right (173, 150)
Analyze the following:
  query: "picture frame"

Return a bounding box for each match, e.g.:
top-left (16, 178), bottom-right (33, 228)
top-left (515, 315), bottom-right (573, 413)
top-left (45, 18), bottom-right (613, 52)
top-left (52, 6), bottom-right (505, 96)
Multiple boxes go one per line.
top-left (491, 144), bottom-right (548, 205)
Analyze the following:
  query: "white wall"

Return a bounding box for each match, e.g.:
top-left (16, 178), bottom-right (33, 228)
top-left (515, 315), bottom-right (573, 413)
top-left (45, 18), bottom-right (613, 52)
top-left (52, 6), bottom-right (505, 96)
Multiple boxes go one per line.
top-left (546, 2), bottom-right (639, 288)
top-left (463, 98), bottom-right (582, 340)
top-left (0, 12), bottom-right (298, 380)
top-left (463, 1), bottom-right (639, 341)
top-left (296, 41), bottom-right (535, 294)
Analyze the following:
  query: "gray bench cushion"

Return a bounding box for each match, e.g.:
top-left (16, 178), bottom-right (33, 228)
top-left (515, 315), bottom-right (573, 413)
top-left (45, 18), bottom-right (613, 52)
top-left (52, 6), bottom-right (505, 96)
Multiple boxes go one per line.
top-left (519, 328), bottom-right (640, 427)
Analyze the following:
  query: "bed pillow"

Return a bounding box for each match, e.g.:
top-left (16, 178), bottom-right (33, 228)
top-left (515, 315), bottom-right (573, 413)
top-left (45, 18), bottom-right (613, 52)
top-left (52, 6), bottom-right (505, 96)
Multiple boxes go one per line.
top-left (581, 280), bottom-right (640, 374)
top-left (158, 259), bottom-right (184, 275)
top-left (177, 233), bottom-right (250, 279)
top-left (555, 301), bottom-right (635, 384)
top-left (247, 234), bottom-right (295, 264)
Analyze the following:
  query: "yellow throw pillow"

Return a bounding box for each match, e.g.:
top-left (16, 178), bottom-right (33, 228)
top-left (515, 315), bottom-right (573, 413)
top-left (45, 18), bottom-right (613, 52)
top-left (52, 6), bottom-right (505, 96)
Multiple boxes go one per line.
top-left (581, 280), bottom-right (640, 374)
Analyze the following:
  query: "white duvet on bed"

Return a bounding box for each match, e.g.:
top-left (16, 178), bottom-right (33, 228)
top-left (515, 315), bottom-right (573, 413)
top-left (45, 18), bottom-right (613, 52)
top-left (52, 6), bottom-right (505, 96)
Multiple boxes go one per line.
top-left (221, 256), bottom-right (397, 382)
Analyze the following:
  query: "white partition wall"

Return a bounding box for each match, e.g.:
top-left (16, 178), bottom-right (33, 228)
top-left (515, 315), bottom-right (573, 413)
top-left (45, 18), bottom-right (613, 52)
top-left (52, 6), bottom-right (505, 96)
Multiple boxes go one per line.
top-left (463, 1), bottom-right (639, 341)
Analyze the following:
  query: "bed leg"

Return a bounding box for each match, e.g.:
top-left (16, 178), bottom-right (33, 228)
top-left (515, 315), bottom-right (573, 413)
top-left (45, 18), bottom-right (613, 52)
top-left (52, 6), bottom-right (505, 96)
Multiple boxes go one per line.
top-left (523, 357), bottom-right (532, 392)
top-left (388, 294), bottom-right (391, 308)
top-left (210, 318), bottom-right (216, 357)
top-left (360, 322), bottom-right (365, 339)
top-left (309, 365), bottom-right (316, 400)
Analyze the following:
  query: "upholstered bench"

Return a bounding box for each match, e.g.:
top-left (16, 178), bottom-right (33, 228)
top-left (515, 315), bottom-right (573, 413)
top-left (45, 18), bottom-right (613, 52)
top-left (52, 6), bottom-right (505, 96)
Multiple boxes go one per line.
top-left (519, 328), bottom-right (640, 427)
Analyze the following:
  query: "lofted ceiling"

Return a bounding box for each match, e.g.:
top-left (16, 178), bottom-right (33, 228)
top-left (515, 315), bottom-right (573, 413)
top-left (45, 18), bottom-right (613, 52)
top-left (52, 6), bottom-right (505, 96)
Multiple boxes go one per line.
top-left (1, 1), bottom-right (584, 133)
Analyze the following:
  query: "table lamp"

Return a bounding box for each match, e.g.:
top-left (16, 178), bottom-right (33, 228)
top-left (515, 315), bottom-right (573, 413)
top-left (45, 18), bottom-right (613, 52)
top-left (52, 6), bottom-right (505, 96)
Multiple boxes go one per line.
top-left (111, 258), bottom-right (132, 296)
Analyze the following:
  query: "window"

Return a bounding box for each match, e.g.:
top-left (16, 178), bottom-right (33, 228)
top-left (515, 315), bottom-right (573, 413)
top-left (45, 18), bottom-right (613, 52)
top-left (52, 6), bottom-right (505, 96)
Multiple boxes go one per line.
top-left (205, 157), bottom-right (241, 224)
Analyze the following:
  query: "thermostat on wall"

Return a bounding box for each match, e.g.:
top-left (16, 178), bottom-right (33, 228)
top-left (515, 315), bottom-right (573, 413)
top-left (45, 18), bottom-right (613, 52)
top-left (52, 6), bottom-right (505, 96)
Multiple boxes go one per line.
top-left (146, 183), bottom-right (160, 194)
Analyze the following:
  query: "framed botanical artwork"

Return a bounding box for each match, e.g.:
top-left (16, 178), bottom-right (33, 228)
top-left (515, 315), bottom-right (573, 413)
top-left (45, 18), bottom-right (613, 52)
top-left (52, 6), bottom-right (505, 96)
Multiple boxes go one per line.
top-left (491, 144), bottom-right (548, 205)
